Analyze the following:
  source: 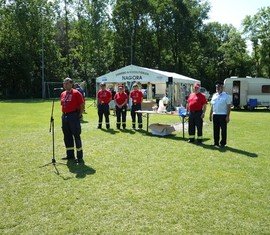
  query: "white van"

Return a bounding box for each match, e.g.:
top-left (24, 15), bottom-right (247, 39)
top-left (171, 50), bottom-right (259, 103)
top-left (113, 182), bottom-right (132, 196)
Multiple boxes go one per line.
top-left (199, 87), bottom-right (210, 100)
top-left (224, 77), bottom-right (270, 109)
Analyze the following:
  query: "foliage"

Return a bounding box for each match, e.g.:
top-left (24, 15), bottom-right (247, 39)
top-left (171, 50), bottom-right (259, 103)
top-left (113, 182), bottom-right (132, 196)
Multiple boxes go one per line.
top-left (243, 6), bottom-right (270, 78)
top-left (0, 1), bottom-right (269, 99)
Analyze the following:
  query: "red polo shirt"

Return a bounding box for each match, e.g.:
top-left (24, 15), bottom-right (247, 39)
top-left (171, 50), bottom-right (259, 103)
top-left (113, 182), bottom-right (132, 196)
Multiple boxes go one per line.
top-left (61, 89), bottom-right (84, 113)
top-left (130, 90), bottom-right (143, 104)
top-left (97, 89), bottom-right (112, 104)
top-left (114, 92), bottom-right (128, 106)
top-left (187, 92), bottom-right (207, 111)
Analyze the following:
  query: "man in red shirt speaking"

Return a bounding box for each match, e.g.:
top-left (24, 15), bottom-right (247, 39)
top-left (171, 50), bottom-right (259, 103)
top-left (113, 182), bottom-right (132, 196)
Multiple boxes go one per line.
top-left (60, 77), bottom-right (85, 163)
top-left (186, 83), bottom-right (207, 144)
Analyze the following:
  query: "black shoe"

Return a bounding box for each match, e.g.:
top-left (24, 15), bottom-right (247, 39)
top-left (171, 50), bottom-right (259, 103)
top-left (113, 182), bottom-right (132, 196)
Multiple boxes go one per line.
top-left (61, 156), bottom-right (75, 160)
top-left (220, 145), bottom-right (226, 148)
top-left (97, 125), bottom-right (101, 129)
top-left (75, 158), bottom-right (84, 164)
top-left (188, 139), bottom-right (195, 143)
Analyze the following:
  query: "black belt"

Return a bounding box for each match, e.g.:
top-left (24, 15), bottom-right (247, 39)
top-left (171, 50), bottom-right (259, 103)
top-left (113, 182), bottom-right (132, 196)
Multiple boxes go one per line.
top-left (63, 111), bottom-right (78, 115)
top-left (190, 110), bottom-right (202, 113)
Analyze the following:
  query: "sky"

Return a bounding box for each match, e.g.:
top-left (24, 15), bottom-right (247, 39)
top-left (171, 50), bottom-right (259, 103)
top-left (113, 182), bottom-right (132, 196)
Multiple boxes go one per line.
top-left (206, 0), bottom-right (270, 30)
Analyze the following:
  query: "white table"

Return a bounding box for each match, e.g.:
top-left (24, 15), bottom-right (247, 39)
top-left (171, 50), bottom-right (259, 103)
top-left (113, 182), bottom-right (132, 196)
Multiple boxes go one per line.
top-left (136, 110), bottom-right (188, 138)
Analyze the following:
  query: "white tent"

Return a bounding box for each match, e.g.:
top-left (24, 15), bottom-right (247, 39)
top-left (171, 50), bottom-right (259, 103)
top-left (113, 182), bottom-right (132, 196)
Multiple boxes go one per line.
top-left (96, 64), bottom-right (199, 85)
top-left (96, 65), bottom-right (200, 106)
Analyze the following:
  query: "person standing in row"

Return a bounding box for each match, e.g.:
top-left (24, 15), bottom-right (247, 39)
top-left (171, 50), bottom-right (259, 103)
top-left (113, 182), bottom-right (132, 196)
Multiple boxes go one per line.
top-left (186, 83), bottom-right (207, 144)
top-left (97, 82), bottom-right (112, 129)
top-left (209, 81), bottom-right (232, 148)
top-left (130, 83), bottom-right (143, 129)
top-left (60, 77), bottom-right (85, 163)
top-left (114, 85), bottom-right (128, 129)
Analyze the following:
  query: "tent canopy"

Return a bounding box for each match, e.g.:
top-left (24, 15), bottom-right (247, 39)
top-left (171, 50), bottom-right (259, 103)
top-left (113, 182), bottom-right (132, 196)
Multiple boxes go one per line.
top-left (96, 65), bottom-right (199, 85)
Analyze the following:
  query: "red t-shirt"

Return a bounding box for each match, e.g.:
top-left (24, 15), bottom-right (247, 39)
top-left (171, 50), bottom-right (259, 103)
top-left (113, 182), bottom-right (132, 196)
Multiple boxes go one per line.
top-left (187, 92), bottom-right (207, 111)
top-left (97, 89), bottom-right (112, 104)
top-left (130, 90), bottom-right (143, 104)
top-left (114, 92), bottom-right (128, 106)
top-left (60, 89), bottom-right (84, 113)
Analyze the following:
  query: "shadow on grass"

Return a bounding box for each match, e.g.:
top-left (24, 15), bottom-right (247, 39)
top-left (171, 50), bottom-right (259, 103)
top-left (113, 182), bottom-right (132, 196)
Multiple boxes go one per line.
top-left (0, 99), bottom-right (48, 103)
top-left (80, 120), bottom-right (89, 124)
top-left (66, 160), bottom-right (96, 179)
top-left (199, 143), bottom-right (258, 158)
top-left (119, 128), bottom-right (136, 134)
top-left (232, 108), bottom-right (270, 113)
top-left (100, 128), bottom-right (118, 134)
top-left (136, 130), bottom-right (185, 141)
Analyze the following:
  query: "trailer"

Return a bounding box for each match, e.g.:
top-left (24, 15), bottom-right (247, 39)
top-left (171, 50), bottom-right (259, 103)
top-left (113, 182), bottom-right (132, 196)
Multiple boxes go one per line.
top-left (224, 77), bottom-right (270, 110)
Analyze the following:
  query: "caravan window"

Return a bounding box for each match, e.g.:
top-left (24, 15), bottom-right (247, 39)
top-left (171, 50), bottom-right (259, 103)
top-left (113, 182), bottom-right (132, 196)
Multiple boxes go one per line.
top-left (262, 85), bottom-right (270, 93)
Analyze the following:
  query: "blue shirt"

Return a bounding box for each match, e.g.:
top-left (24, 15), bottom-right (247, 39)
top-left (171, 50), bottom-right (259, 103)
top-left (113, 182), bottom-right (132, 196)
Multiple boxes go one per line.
top-left (211, 92), bottom-right (231, 115)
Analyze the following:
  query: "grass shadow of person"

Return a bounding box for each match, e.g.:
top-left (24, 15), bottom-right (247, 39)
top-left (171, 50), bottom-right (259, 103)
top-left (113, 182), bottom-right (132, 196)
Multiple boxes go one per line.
top-left (199, 143), bottom-right (258, 158)
top-left (119, 128), bottom-right (136, 134)
top-left (80, 120), bottom-right (89, 124)
top-left (100, 128), bottom-right (118, 134)
top-left (67, 159), bottom-right (96, 179)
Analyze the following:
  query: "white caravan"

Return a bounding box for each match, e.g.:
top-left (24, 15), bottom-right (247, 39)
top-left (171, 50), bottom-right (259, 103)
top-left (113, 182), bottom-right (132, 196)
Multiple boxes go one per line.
top-left (224, 77), bottom-right (270, 109)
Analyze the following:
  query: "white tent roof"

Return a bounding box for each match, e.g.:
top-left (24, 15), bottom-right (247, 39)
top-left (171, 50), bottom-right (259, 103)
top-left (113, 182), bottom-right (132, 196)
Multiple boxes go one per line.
top-left (96, 65), bottom-right (199, 84)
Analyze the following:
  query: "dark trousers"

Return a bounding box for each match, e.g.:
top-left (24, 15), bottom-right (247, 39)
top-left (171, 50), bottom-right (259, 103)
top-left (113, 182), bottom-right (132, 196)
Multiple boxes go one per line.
top-left (98, 104), bottom-right (110, 128)
top-left (116, 105), bottom-right (127, 128)
top-left (213, 114), bottom-right (227, 146)
top-left (62, 112), bottom-right (83, 159)
top-left (188, 110), bottom-right (203, 141)
top-left (131, 104), bottom-right (142, 128)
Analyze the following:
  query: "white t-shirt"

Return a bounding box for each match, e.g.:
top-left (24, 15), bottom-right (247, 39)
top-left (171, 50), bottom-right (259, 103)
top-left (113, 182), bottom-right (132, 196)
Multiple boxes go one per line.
top-left (162, 96), bottom-right (169, 105)
top-left (210, 92), bottom-right (231, 115)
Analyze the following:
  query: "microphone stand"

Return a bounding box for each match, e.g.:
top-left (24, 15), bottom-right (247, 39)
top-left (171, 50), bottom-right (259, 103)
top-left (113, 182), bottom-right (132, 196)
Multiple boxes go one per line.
top-left (41, 92), bottom-right (66, 173)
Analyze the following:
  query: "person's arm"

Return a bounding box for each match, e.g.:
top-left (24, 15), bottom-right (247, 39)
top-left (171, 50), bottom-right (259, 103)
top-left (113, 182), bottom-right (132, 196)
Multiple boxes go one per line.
top-left (201, 104), bottom-right (206, 119)
top-left (97, 91), bottom-right (100, 104)
top-left (115, 97), bottom-right (121, 108)
top-left (226, 104), bottom-right (231, 123)
top-left (209, 105), bottom-right (213, 122)
top-left (120, 93), bottom-right (128, 107)
top-left (79, 103), bottom-right (85, 117)
top-left (123, 97), bottom-right (128, 107)
top-left (186, 102), bottom-right (189, 112)
top-left (109, 91), bottom-right (112, 102)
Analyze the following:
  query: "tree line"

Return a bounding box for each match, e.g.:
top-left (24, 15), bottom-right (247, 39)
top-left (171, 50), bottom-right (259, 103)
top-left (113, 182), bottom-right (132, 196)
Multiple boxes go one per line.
top-left (0, 0), bottom-right (269, 99)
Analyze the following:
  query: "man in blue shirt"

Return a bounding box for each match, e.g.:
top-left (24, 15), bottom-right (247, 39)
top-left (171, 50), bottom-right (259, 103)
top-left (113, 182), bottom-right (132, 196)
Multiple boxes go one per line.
top-left (209, 81), bottom-right (232, 148)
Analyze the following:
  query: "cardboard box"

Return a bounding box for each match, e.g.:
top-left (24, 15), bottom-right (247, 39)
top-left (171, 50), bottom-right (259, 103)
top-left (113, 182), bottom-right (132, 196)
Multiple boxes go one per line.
top-left (149, 123), bottom-right (176, 136)
top-left (141, 100), bottom-right (157, 111)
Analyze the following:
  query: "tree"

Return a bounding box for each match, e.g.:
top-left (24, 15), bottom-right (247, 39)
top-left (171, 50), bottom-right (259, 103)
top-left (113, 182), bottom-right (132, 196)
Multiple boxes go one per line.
top-left (243, 6), bottom-right (270, 77)
top-left (192, 22), bottom-right (251, 92)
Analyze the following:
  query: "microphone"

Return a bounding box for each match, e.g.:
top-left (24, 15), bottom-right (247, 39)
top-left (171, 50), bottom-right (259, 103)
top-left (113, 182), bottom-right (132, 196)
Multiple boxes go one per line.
top-left (54, 88), bottom-right (63, 91)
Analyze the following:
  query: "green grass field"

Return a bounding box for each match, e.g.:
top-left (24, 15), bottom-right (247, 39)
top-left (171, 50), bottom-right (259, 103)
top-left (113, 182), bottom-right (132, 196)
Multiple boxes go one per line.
top-left (0, 99), bottom-right (269, 234)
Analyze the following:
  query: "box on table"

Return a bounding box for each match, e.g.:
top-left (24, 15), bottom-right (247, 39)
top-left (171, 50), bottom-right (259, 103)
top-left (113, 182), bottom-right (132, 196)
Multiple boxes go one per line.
top-left (141, 100), bottom-right (157, 111)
